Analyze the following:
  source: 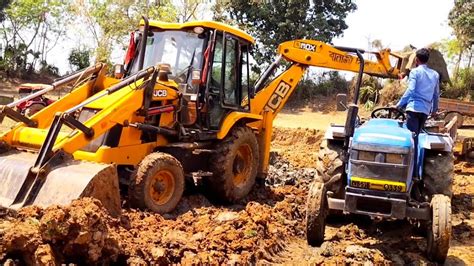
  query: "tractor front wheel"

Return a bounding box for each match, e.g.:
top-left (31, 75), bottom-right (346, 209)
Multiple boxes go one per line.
top-left (306, 181), bottom-right (327, 246)
top-left (426, 194), bottom-right (452, 263)
top-left (129, 152), bottom-right (184, 214)
top-left (206, 126), bottom-right (259, 203)
top-left (423, 151), bottom-right (454, 198)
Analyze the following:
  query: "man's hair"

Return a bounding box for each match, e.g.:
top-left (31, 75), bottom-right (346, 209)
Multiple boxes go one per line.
top-left (416, 48), bottom-right (430, 64)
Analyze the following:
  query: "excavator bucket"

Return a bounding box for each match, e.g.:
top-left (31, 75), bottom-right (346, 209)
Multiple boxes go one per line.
top-left (0, 150), bottom-right (121, 216)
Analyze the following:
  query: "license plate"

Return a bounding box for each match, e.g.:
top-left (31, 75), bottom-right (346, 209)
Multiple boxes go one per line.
top-left (350, 176), bottom-right (406, 192)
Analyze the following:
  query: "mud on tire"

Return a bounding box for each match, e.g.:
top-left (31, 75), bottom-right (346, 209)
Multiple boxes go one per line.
top-left (426, 194), bottom-right (452, 263)
top-left (306, 181), bottom-right (327, 246)
top-left (128, 152), bottom-right (185, 214)
top-left (423, 151), bottom-right (454, 198)
top-left (206, 126), bottom-right (259, 203)
top-left (316, 139), bottom-right (345, 197)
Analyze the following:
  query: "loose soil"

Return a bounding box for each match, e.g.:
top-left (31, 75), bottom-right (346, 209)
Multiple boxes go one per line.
top-left (0, 112), bottom-right (473, 264)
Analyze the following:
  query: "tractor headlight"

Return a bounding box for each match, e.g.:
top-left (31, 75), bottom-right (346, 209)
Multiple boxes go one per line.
top-left (359, 151), bottom-right (375, 161)
top-left (385, 153), bottom-right (404, 164)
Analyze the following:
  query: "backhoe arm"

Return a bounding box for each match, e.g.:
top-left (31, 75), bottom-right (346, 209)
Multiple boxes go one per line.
top-left (250, 39), bottom-right (403, 174)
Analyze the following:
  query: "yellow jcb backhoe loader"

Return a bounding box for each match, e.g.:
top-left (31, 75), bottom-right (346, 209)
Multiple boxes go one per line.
top-left (0, 17), bottom-right (406, 215)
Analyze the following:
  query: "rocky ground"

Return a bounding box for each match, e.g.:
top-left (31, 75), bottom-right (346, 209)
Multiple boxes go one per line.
top-left (0, 126), bottom-right (473, 265)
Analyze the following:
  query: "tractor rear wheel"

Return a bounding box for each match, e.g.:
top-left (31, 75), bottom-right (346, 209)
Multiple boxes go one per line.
top-left (129, 152), bottom-right (184, 213)
top-left (316, 139), bottom-right (345, 197)
top-left (423, 151), bottom-right (454, 198)
top-left (444, 112), bottom-right (463, 128)
top-left (206, 126), bottom-right (259, 203)
top-left (426, 194), bottom-right (452, 263)
top-left (306, 181), bottom-right (327, 246)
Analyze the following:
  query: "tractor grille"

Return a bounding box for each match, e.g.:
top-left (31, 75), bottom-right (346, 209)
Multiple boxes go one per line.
top-left (349, 149), bottom-right (411, 184)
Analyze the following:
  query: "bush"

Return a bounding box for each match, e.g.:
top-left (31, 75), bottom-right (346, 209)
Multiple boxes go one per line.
top-left (287, 71), bottom-right (348, 106)
top-left (68, 47), bottom-right (91, 71)
top-left (442, 67), bottom-right (473, 100)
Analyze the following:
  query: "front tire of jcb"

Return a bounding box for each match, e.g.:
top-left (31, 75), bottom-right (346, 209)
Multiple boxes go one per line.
top-left (306, 181), bottom-right (327, 246)
top-left (129, 152), bottom-right (185, 214)
top-left (426, 194), bottom-right (452, 263)
top-left (207, 126), bottom-right (259, 203)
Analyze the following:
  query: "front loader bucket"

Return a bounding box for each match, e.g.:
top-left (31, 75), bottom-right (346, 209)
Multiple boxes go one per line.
top-left (0, 151), bottom-right (121, 216)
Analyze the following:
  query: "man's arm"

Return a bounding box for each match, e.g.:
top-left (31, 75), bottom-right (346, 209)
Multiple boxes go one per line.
top-left (397, 70), bottom-right (417, 109)
top-left (431, 77), bottom-right (440, 115)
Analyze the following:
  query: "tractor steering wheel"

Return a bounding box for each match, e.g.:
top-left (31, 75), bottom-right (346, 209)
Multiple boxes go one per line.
top-left (371, 107), bottom-right (406, 121)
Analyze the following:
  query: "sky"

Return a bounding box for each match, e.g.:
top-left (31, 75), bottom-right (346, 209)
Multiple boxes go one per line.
top-left (49, 0), bottom-right (455, 75)
top-left (333, 0), bottom-right (454, 51)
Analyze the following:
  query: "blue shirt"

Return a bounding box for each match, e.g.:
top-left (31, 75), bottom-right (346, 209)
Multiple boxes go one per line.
top-left (397, 64), bottom-right (439, 115)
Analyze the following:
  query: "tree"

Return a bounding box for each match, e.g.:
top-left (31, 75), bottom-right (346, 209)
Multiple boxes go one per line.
top-left (448, 0), bottom-right (473, 67)
top-left (68, 47), bottom-right (91, 71)
top-left (0, 0), bottom-right (10, 22)
top-left (70, 0), bottom-right (177, 64)
top-left (213, 0), bottom-right (356, 71)
top-left (0, 0), bottom-right (69, 76)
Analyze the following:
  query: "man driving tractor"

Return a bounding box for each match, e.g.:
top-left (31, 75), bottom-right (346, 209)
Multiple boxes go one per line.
top-left (396, 48), bottom-right (440, 175)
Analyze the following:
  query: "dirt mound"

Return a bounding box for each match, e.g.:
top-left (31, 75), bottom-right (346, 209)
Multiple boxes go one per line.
top-left (0, 185), bottom-right (308, 264)
top-left (0, 126), bottom-right (473, 264)
top-left (271, 127), bottom-right (323, 168)
top-left (379, 80), bottom-right (407, 106)
top-left (0, 198), bottom-right (119, 264)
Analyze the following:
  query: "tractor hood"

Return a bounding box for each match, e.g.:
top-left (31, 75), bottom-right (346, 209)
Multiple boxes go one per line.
top-left (353, 119), bottom-right (413, 149)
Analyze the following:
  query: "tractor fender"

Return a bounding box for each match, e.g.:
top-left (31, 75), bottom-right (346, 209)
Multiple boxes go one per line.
top-left (323, 125), bottom-right (345, 140)
top-left (418, 133), bottom-right (453, 152)
top-left (217, 112), bottom-right (262, 139)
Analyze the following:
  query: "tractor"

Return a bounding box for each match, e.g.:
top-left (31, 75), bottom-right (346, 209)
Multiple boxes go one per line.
top-left (306, 58), bottom-right (454, 262)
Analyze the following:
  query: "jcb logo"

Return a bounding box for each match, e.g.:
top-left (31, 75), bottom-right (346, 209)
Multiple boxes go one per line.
top-left (298, 42), bottom-right (316, 52)
top-left (153, 89), bottom-right (167, 97)
top-left (265, 81), bottom-right (291, 112)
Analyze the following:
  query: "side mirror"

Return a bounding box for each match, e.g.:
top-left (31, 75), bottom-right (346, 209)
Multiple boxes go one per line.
top-left (114, 64), bottom-right (125, 79)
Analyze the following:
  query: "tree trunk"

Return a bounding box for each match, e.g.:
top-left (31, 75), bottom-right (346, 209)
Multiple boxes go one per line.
top-left (469, 50), bottom-right (473, 68)
top-left (455, 50), bottom-right (463, 80)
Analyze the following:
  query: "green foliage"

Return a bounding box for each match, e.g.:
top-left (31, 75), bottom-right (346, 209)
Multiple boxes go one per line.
top-left (39, 60), bottom-right (58, 76)
top-left (0, 0), bottom-right (69, 76)
top-left (0, 0), bottom-right (10, 22)
top-left (363, 100), bottom-right (375, 111)
top-left (442, 67), bottom-right (474, 100)
top-left (448, 0), bottom-right (473, 49)
top-left (70, 0), bottom-right (177, 63)
top-left (359, 85), bottom-right (377, 105)
top-left (214, 0), bottom-right (357, 71)
top-left (68, 47), bottom-right (91, 71)
top-left (287, 71), bottom-right (348, 106)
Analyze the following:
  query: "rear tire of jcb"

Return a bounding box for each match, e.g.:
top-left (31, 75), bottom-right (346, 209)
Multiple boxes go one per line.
top-left (426, 194), bottom-right (451, 263)
top-left (129, 152), bottom-right (184, 214)
top-left (423, 152), bottom-right (454, 198)
top-left (306, 181), bottom-right (327, 246)
top-left (317, 139), bottom-right (345, 197)
top-left (206, 126), bottom-right (259, 203)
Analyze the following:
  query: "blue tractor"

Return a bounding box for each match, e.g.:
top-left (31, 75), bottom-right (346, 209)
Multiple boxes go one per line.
top-left (305, 49), bottom-right (454, 263)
